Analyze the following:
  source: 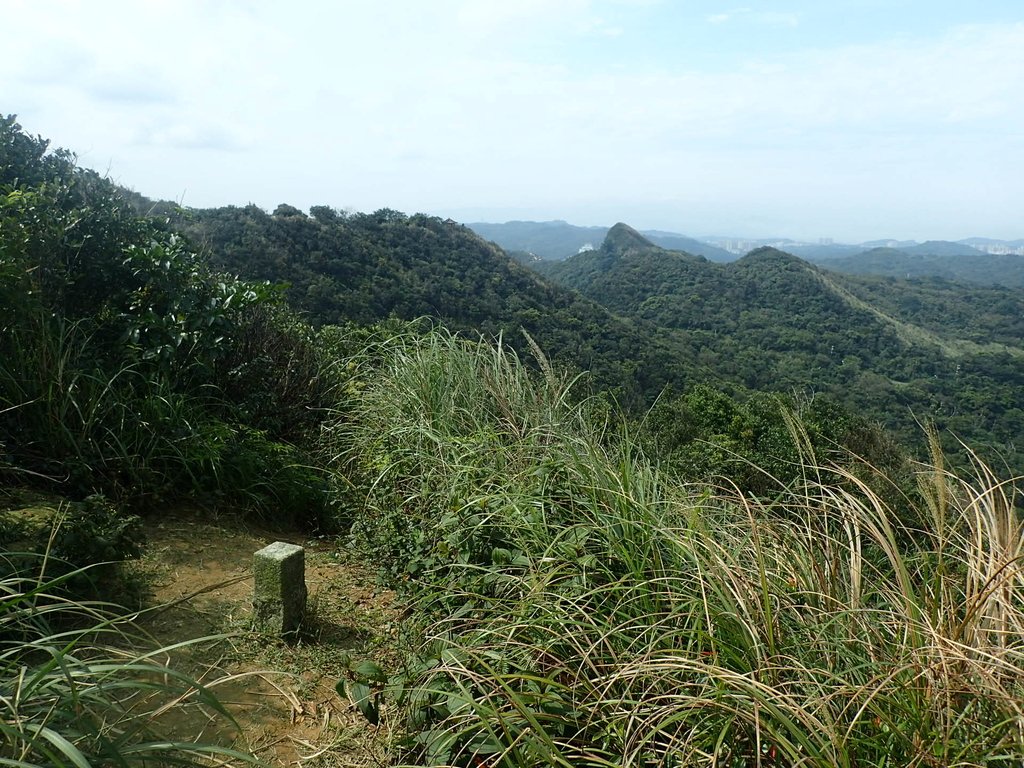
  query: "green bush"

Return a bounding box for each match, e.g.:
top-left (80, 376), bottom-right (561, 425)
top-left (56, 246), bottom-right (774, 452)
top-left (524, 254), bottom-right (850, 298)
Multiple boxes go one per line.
top-left (47, 495), bottom-right (144, 566)
top-left (218, 426), bottom-right (332, 528)
top-left (0, 495), bottom-right (144, 602)
top-left (212, 301), bottom-right (332, 443)
top-left (1, 115), bottom-right (325, 518)
top-left (640, 385), bottom-right (912, 499)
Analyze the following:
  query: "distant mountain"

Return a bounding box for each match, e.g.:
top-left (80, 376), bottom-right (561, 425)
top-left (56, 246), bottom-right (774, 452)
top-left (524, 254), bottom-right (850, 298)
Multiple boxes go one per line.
top-left (540, 225), bottom-right (1024, 467)
top-left (813, 248), bottom-right (1024, 288)
top-left (544, 227), bottom-right (907, 374)
top-left (467, 220), bottom-right (734, 262)
top-left (784, 243), bottom-right (862, 260)
top-left (640, 231), bottom-right (734, 262)
top-left (853, 238), bottom-right (1023, 255)
top-left (862, 239), bottom-right (918, 249)
top-left (468, 223), bottom-right (1024, 269)
top-left (468, 220), bottom-right (609, 260)
top-left (903, 240), bottom-right (987, 257)
top-left (960, 237), bottom-right (1024, 248)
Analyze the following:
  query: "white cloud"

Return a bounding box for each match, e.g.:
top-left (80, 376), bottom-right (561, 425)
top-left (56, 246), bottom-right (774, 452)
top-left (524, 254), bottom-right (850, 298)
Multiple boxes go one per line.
top-left (577, 16), bottom-right (624, 37)
top-left (455, 0), bottom-right (590, 37)
top-left (706, 8), bottom-right (797, 27)
top-left (755, 11), bottom-right (799, 27)
top-left (2, 1), bottom-right (1021, 239)
top-left (86, 70), bottom-right (177, 105)
top-left (133, 121), bottom-right (247, 151)
top-left (706, 7), bottom-right (751, 25)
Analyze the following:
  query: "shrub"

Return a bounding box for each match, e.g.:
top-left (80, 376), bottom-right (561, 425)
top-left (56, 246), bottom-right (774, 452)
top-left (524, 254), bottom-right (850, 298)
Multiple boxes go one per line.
top-left (212, 301), bottom-right (332, 443)
top-left (2, 115), bottom-right (313, 514)
top-left (219, 426), bottom-right (333, 529)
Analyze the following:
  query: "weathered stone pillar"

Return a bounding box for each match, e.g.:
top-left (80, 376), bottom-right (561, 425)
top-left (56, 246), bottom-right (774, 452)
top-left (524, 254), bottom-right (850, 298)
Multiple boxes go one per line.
top-left (253, 541), bottom-right (306, 637)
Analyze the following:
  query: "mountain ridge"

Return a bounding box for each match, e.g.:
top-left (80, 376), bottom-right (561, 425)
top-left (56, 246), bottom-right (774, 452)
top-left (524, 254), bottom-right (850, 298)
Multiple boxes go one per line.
top-left (534, 222), bottom-right (1024, 467)
top-left (468, 219), bottom-right (735, 262)
top-left (178, 205), bottom-right (711, 404)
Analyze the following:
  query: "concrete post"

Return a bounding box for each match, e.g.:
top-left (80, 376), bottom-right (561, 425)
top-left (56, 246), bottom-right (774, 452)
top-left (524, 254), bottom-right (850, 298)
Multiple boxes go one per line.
top-left (253, 541), bottom-right (306, 637)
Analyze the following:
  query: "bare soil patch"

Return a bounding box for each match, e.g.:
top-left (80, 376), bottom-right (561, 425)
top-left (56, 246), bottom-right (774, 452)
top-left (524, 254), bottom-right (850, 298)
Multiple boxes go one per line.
top-left (132, 507), bottom-right (402, 767)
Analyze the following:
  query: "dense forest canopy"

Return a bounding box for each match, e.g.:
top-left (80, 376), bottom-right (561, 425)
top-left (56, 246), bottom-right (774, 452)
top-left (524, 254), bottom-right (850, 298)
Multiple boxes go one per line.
top-left (536, 224), bottom-right (1024, 473)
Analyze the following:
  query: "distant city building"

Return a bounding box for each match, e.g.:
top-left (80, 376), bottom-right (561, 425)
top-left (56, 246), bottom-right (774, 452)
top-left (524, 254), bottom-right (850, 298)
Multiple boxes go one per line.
top-left (978, 244), bottom-right (1024, 255)
top-left (699, 236), bottom-right (1024, 257)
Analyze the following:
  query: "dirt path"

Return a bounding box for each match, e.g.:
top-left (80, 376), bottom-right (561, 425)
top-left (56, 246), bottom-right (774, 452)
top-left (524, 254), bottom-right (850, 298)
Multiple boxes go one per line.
top-left (132, 508), bottom-right (402, 767)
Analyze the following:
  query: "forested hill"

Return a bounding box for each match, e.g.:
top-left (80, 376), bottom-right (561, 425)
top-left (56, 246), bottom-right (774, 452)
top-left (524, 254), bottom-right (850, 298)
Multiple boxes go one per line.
top-left (541, 224), bottom-right (916, 392)
top-left (813, 247), bottom-right (1024, 287)
top-left (179, 205), bottom-right (700, 401)
top-left (185, 207), bottom-right (1024, 469)
top-left (468, 219), bottom-right (734, 261)
top-left (538, 224), bottom-right (1024, 467)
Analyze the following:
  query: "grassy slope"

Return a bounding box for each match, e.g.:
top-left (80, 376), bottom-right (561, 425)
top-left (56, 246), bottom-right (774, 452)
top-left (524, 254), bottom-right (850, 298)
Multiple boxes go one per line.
top-left (331, 327), bottom-right (1024, 767)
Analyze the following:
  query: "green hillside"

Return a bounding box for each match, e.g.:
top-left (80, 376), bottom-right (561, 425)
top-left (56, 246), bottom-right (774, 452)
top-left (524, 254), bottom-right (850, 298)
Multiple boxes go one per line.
top-left (817, 246), bottom-right (1024, 287)
top-left (179, 206), bottom-right (699, 403)
top-left (184, 209), bottom-right (1024, 475)
top-left (6, 117), bottom-right (1024, 768)
top-left (820, 271), bottom-right (1024, 349)
top-left (540, 224), bottom-right (1024, 469)
top-left (468, 219), bottom-right (735, 261)
top-left (175, 210), bottom-right (917, 495)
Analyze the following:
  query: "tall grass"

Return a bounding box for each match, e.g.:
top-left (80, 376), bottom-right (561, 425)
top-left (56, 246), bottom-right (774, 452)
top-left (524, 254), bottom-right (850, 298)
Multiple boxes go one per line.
top-left (0, 310), bottom-right (330, 520)
top-left (0, 312), bottom-right (208, 500)
top-left (0, 548), bottom-right (259, 767)
top-left (331, 328), bottom-right (1024, 767)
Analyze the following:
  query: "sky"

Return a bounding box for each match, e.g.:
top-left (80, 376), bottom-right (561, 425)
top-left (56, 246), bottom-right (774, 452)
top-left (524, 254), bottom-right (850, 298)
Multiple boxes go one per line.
top-left (4, 0), bottom-right (1023, 242)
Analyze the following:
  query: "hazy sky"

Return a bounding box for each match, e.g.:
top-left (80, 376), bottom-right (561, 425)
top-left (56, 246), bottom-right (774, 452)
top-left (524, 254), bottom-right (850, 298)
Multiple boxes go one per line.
top-left (5, 0), bottom-right (1023, 242)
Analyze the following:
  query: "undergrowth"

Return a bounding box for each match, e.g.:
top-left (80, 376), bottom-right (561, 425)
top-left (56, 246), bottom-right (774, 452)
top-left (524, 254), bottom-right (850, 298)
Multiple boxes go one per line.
top-left (1, 114), bottom-right (337, 526)
top-left (0, 549), bottom-right (259, 767)
top-left (330, 327), bottom-right (1024, 767)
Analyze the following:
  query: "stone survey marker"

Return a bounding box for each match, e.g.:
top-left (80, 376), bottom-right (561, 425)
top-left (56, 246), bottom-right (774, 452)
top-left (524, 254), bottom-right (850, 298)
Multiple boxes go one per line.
top-left (253, 541), bottom-right (307, 636)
